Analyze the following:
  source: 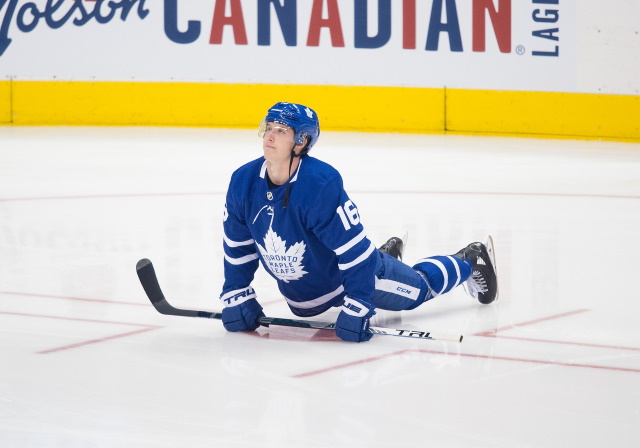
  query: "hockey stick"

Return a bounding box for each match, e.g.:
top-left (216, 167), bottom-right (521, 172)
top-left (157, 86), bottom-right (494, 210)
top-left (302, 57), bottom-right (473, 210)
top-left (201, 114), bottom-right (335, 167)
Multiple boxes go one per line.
top-left (136, 258), bottom-right (463, 343)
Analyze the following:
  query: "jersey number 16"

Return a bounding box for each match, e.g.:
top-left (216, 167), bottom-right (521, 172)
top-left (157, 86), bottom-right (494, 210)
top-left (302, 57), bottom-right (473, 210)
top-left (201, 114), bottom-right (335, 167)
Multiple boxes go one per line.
top-left (336, 200), bottom-right (360, 230)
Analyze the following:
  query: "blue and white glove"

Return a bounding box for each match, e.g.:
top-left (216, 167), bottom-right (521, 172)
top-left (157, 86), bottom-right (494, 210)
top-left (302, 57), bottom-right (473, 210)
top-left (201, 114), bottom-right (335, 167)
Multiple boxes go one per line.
top-left (220, 287), bottom-right (265, 332)
top-left (335, 297), bottom-right (376, 343)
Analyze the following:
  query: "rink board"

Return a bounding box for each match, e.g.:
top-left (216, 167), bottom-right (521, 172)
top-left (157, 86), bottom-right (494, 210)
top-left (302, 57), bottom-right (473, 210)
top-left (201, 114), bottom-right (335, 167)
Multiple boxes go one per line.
top-left (2, 81), bottom-right (639, 141)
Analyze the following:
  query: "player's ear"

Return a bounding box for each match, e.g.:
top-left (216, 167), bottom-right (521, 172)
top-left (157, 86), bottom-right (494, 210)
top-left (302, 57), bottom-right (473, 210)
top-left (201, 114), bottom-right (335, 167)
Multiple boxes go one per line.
top-left (294, 137), bottom-right (310, 155)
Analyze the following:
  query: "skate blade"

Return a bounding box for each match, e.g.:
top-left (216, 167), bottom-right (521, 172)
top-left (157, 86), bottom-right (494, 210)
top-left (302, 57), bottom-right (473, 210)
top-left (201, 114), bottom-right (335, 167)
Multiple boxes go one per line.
top-left (484, 235), bottom-right (499, 302)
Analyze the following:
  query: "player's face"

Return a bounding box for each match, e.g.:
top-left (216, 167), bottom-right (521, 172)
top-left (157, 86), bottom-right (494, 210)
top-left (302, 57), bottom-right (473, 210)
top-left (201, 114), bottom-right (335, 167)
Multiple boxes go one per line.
top-left (262, 122), bottom-right (296, 162)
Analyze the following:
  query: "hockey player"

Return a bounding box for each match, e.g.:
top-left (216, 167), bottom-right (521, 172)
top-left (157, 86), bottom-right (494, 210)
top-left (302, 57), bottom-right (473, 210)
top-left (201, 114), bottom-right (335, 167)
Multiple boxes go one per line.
top-left (220, 102), bottom-right (498, 342)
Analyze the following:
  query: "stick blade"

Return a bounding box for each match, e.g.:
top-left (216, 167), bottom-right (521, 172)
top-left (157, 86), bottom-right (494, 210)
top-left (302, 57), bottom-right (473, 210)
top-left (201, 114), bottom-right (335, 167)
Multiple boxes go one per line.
top-left (136, 258), bottom-right (221, 320)
top-left (136, 258), bottom-right (166, 306)
top-left (136, 258), bottom-right (152, 271)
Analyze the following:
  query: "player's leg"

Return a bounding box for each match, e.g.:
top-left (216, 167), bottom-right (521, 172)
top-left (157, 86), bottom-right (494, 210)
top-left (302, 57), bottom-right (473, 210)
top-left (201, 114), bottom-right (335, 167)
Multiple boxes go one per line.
top-left (371, 236), bottom-right (498, 311)
top-left (411, 254), bottom-right (472, 302)
top-left (373, 236), bottom-right (429, 311)
top-left (372, 236), bottom-right (470, 311)
top-left (370, 251), bottom-right (430, 311)
top-left (413, 236), bottom-right (498, 305)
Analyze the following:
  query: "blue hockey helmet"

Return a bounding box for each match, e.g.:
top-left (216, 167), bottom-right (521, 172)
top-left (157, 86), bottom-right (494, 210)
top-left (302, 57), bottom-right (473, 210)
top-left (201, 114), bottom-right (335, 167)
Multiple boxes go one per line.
top-left (258, 102), bottom-right (320, 152)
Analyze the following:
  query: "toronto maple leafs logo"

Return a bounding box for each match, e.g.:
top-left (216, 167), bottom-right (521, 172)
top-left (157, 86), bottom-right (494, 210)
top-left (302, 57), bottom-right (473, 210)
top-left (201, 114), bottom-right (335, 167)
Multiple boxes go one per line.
top-left (255, 206), bottom-right (307, 282)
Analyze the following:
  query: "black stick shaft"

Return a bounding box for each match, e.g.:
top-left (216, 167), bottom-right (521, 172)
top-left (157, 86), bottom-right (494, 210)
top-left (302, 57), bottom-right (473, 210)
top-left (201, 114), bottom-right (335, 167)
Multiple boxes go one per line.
top-left (136, 258), bottom-right (462, 342)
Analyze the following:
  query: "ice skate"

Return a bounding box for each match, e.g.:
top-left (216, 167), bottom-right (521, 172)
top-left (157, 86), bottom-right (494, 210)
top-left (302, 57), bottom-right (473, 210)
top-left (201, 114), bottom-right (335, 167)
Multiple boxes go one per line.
top-left (378, 236), bottom-right (404, 261)
top-left (453, 236), bottom-right (499, 304)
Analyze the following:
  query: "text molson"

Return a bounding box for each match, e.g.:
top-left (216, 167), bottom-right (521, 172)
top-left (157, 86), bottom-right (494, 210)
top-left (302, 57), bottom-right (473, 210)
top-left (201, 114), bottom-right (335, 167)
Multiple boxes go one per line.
top-left (0, 0), bottom-right (149, 56)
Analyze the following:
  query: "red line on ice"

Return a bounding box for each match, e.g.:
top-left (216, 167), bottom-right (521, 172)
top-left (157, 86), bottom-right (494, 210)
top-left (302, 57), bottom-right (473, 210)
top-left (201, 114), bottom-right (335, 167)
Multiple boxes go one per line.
top-left (37, 327), bottom-right (159, 354)
top-left (293, 309), bottom-right (640, 378)
top-left (0, 291), bottom-right (147, 307)
top-left (0, 310), bottom-right (155, 327)
top-left (475, 309), bottom-right (640, 351)
top-left (0, 311), bottom-right (160, 354)
top-left (474, 309), bottom-right (590, 336)
top-left (293, 350), bottom-right (408, 378)
top-left (478, 335), bottom-right (640, 352)
top-left (1, 190), bottom-right (638, 202)
top-left (293, 348), bottom-right (640, 378)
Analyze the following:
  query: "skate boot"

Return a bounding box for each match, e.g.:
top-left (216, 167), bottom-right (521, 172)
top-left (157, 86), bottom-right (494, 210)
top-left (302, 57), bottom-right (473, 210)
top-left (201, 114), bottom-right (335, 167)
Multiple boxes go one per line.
top-left (379, 237), bottom-right (404, 261)
top-left (453, 236), bottom-right (499, 304)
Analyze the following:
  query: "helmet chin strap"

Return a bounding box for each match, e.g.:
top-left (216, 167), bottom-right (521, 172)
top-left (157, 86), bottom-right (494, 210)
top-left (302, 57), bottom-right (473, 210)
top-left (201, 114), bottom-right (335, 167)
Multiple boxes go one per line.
top-left (283, 142), bottom-right (304, 208)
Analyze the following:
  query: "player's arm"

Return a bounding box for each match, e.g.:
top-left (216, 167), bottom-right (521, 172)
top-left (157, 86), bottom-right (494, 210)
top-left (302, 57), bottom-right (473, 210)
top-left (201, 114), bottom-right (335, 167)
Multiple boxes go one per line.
top-left (220, 183), bottom-right (264, 332)
top-left (308, 178), bottom-right (378, 342)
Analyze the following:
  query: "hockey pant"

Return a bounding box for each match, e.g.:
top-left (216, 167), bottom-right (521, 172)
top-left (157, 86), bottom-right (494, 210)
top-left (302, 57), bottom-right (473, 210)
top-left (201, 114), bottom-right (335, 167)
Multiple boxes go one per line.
top-left (370, 251), bottom-right (472, 311)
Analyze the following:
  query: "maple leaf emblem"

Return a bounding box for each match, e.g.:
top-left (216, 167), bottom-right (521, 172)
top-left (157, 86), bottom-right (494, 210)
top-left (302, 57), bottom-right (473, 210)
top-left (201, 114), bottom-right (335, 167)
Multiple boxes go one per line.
top-left (256, 227), bottom-right (307, 282)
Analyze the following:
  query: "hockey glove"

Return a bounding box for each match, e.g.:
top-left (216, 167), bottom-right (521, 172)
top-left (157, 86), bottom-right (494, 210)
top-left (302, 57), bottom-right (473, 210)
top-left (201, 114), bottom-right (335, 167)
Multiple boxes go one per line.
top-left (335, 297), bottom-right (375, 343)
top-left (220, 287), bottom-right (265, 332)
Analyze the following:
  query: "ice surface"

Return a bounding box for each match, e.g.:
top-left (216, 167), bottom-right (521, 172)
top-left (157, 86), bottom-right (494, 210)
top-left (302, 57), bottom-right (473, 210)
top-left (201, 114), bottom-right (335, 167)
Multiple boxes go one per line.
top-left (1, 126), bottom-right (639, 447)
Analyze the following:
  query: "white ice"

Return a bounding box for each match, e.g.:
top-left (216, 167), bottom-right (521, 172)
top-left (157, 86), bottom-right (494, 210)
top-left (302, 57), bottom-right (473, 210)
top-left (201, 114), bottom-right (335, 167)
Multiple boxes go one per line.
top-left (1, 126), bottom-right (639, 447)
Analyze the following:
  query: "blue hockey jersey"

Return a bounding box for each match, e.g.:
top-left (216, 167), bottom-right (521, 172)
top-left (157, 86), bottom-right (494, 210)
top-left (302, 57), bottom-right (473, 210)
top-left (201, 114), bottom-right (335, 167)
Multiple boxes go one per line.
top-left (221, 155), bottom-right (379, 317)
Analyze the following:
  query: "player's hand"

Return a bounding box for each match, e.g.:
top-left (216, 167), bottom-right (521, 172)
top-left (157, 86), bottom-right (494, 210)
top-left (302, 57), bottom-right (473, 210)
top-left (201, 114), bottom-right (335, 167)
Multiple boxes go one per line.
top-left (335, 297), bottom-right (375, 342)
top-left (222, 298), bottom-right (265, 332)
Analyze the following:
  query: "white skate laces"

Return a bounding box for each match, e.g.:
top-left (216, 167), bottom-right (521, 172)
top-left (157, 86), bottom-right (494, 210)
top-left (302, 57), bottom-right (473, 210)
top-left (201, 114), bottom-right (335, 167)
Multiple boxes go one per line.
top-left (463, 270), bottom-right (489, 299)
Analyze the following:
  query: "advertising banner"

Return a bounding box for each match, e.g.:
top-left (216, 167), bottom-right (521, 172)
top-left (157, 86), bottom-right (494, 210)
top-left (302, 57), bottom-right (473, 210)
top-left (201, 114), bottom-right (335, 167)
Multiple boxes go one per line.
top-left (1, 0), bottom-right (576, 92)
